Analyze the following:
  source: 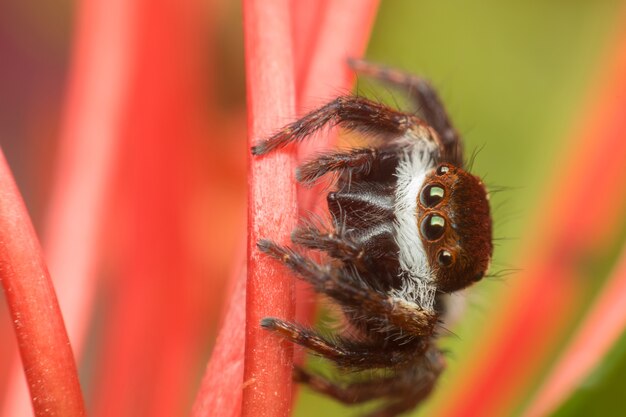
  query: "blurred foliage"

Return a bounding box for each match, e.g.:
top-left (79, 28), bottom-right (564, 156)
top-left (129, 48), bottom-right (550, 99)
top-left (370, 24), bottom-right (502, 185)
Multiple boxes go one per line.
top-left (554, 331), bottom-right (626, 417)
top-left (295, 1), bottom-right (625, 416)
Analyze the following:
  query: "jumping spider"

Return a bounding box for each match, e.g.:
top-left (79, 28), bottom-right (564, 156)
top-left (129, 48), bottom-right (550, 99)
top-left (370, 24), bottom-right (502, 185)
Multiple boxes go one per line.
top-left (251, 59), bottom-right (493, 417)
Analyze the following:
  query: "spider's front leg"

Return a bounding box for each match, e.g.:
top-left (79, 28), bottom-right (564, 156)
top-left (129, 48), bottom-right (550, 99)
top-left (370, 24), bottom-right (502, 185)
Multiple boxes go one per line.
top-left (251, 95), bottom-right (438, 156)
top-left (257, 239), bottom-right (437, 337)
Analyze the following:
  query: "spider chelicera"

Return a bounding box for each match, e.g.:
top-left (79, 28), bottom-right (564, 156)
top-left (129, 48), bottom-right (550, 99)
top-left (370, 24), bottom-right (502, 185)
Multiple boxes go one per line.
top-left (251, 59), bottom-right (493, 417)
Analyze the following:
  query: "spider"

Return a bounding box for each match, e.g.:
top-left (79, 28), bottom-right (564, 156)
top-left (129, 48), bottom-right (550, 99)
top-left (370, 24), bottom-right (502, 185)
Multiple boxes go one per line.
top-left (251, 59), bottom-right (493, 417)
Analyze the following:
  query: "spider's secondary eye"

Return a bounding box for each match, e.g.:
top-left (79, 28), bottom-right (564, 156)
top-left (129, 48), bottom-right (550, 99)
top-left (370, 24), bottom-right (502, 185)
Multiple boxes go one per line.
top-left (420, 184), bottom-right (445, 207)
top-left (437, 249), bottom-right (453, 266)
top-left (420, 213), bottom-right (446, 241)
top-left (436, 165), bottom-right (449, 175)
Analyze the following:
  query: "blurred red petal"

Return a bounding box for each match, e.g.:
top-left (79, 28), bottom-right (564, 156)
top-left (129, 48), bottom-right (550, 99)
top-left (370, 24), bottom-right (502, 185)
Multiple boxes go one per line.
top-left (191, 251), bottom-right (246, 417)
top-left (291, 0), bottom-right (328, 90)
top-left (522, 242), bottom-right (626, 417)
top-left (89, 0), bottom-right (208, 415)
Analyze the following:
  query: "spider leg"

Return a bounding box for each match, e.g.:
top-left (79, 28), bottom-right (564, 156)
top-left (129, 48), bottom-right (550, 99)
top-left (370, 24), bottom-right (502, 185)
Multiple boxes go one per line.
top-left (293, 366), bottom-right (398, 404)
top-left (292, 221), bottom-right (395, 272)
top-left (364, 346), bottom-right (444, 417)
top-left (293, 345), bottom-right (444, 417)
top-left (296, 147), bottom-right (396, 186)
top-left (291, 224), bottom-right (368, 268)
top-left (261, 318), bottom-right (419, 369)
top-left (257, 240), bottom-right (437, 337)
top-left (251, 96), bottom-right (436, 156)
top-left (348, 58), bottom-right (462, 165)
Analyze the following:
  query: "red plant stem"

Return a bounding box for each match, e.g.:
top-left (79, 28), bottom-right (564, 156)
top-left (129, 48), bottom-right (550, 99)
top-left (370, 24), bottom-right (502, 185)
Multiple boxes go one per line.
top-left (242, 1), bottom-right (298, 417)
top-left (437, 12), bottom-right (626, 417)
top-left (1, 0), bottom-right (135, 414)
top-left (0, 149), bottom-right (86, 417)
top-left (522, 242), bottom-right (626, 417)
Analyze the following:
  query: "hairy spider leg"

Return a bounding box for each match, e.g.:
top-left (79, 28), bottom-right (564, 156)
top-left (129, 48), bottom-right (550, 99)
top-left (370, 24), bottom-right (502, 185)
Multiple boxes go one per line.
top-left (292, 222), bottom-right (394, 264)
top-left (348, 58), bottom-right (462, 166)
top-left (251, 96), bottom-right (437, 156)
top-left (257, 239), bottom-right (437, 337)
top-left (294, 347), bottom-right (443, 417)
top-left (261, 318), bottom-right (423, 369)
top-left (296, 147), bottom-right (396, 186)
top-left (291, 224), bottom-right (368, 267)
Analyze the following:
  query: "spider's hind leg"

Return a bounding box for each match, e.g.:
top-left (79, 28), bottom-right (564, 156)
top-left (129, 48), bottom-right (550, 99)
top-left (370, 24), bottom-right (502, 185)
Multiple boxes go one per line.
top-left (293, 366), bottom-right (397, 404)
top-left (293, 346), bottom-right (445, 417)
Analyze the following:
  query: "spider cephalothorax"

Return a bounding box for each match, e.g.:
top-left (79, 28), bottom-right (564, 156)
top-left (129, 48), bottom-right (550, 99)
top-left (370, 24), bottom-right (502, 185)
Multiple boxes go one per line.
top-left (416, 162), bottom-right (492, 293)
top-left (252, 59), bottom-right (493, 417)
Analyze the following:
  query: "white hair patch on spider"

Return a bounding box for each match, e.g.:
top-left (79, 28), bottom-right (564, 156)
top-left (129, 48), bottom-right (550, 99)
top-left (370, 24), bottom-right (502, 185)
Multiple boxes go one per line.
top-left (393, 141), bottom-right (438, 310)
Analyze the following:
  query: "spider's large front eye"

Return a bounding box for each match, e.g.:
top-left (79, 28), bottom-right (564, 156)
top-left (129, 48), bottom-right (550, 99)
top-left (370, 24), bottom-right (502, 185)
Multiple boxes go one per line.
top-left (420, 184), bottom-right (445, 207)
top-left (420, 213), bottom-right (446, 241)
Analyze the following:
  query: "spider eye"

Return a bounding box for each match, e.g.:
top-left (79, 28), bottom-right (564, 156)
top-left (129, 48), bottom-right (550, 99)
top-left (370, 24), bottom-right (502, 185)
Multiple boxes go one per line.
top-left (436, 165), bottom-right (449, 175)
top-left (420, 213), bottom-right (446, 241)
top-left (437, 249), bottom-right (453, 266)
top-left (420, 184), bottom-right (445, 207)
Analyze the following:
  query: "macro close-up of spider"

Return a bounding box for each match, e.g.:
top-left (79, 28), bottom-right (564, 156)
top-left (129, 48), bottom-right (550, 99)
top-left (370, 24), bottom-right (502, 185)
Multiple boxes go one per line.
top-left (252, 59), bottom-right (493, 417)
top-left (4, 2), bottom-right (626, 417)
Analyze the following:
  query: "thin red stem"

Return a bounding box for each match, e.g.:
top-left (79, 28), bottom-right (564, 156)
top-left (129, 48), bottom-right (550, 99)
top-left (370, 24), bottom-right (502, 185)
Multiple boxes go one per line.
top-left (242, 1), bottom-right (298, 417)
top-left (0, 149), bottom-right (86, 417)
top-left (1, 0), bottom-right (135, 413)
